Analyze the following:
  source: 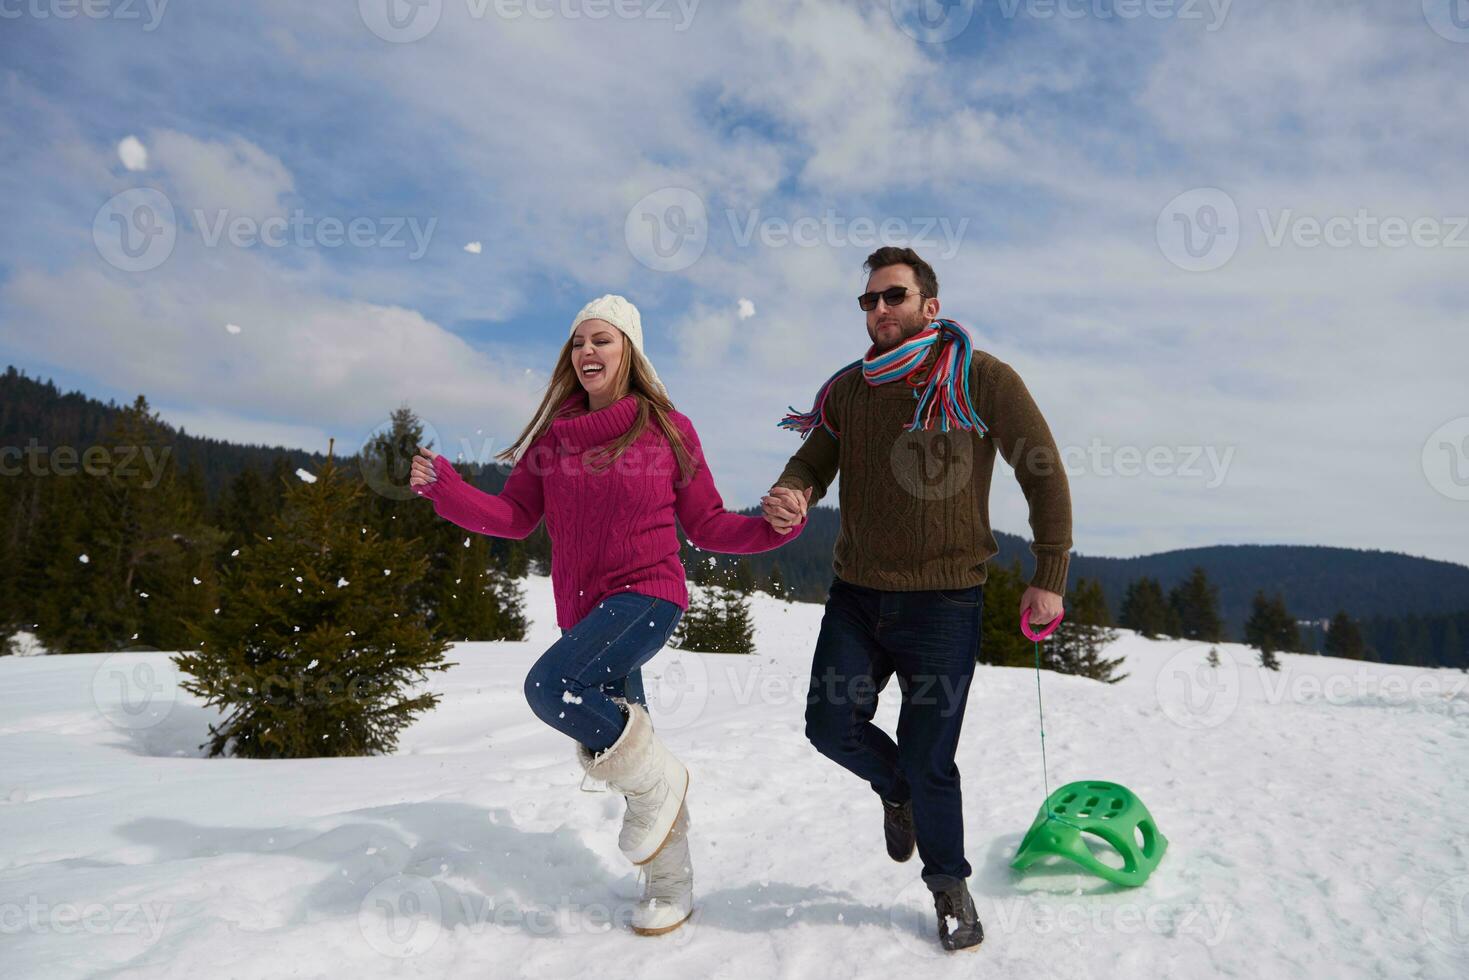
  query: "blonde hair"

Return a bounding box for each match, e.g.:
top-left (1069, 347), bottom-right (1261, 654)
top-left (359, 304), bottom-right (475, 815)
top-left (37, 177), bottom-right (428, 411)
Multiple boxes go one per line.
top-left (496, 334), bottom-right (696, 484)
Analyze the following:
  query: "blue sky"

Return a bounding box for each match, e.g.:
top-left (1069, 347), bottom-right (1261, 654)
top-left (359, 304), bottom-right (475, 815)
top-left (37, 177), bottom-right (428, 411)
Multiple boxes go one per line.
top-left (2, 0), bottom-right (1466, 567)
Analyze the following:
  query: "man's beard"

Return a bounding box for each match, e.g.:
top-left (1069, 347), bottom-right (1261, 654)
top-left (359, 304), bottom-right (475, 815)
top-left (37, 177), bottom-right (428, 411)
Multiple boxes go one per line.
top-left (869, 307), bottom-right (931, 352)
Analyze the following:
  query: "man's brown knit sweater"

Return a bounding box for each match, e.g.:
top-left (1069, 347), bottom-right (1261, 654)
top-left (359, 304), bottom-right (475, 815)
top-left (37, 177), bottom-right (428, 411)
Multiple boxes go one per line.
top-left (774, 344), bottom-right (1073, 595)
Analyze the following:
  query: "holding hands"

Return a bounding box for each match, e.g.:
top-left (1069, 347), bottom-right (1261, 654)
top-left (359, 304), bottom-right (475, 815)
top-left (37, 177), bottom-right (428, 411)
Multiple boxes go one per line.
top-left (761, 484), bottom-right (812, 535)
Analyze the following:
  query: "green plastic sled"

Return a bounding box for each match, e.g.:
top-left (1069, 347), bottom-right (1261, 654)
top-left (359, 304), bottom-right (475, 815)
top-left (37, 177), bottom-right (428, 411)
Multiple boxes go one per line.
top-left (1011, 780), bottom-right (1167, 888)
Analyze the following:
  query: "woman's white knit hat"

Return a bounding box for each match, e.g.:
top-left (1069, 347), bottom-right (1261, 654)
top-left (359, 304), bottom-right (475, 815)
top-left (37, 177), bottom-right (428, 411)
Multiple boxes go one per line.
top-left (570, 294), bottom-right (670, 401)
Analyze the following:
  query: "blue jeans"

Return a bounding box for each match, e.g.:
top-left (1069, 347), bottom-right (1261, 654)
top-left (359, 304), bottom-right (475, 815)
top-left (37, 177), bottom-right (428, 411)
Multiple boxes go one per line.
top-left (523, 592), bottom-right (684, 752)
top-left (804, 576), bottom-right (983, 889)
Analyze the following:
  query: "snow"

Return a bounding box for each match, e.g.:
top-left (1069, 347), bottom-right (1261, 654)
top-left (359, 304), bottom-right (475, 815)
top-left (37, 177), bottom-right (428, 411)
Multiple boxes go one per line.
top-left (5, 630), bottom-right (47, 658)
top-left (1, 573), bottom-right (1466, 979)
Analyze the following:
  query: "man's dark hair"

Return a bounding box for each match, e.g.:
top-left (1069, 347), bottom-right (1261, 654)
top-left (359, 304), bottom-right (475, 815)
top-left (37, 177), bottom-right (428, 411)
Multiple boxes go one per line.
top-left (863, 246), bottom-right (938, 299)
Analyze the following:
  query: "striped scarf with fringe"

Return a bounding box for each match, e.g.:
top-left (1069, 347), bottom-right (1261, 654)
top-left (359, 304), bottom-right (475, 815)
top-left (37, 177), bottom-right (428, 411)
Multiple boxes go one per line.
top-left (778, 319), bottom-right (988, 440)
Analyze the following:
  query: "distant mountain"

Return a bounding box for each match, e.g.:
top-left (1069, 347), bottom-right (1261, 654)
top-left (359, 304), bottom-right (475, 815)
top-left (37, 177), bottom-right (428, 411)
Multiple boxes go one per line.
top-left (723, 508), bottom-right (1469, 638)
top-left (2, 365), bottom-right (328, 501)
top-left (1062, 543), bottom-right (1469, 638)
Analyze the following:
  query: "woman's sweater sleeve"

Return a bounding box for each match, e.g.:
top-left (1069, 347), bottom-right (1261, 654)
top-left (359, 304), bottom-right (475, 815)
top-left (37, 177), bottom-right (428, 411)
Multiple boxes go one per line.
top-left (412, 447), bottom-right (545, 540)
top-left (672, 415), bottom-right (806, 553)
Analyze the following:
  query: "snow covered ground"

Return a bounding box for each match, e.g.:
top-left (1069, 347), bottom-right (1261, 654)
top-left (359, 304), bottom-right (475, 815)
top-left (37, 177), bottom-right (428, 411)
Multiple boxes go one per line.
top-left (3, 574), bottom-right (1467, 979)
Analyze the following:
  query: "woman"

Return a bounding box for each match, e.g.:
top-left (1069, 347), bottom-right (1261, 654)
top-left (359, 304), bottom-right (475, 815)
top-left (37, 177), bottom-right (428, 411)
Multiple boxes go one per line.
top-left (409, 294), bottom-right (811, 936)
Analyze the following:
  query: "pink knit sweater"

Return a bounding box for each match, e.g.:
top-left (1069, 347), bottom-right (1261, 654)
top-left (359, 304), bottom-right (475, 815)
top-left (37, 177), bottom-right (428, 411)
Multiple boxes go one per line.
top-left (414, 392), bottom-right (807, 629)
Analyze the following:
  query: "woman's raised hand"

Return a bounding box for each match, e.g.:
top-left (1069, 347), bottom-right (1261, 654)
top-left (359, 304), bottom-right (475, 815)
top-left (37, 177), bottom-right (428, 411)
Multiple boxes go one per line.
top-left (409, 445), bottom-right (440, 489)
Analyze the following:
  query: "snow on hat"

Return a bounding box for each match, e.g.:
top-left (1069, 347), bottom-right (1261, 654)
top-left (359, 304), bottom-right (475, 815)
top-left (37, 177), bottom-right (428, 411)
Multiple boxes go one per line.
top-left (569, 294), bottom-right (670, 401)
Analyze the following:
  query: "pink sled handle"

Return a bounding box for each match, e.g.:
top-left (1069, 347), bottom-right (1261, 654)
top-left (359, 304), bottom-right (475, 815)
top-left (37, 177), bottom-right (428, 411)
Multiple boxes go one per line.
top-left (1020, 607), bottom-right (1064, 642)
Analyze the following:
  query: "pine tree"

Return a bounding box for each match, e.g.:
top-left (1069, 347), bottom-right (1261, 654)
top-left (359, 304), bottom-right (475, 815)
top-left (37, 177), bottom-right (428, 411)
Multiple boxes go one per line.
top-left (34, 396), bottom-right (222, 653)
top-left (766, 561), bottom-right (787, 601)
top-left (732, 558), bottom-right (755, 594)
top-left (1440, 618), bottom-right (1464, 671)
top-left (436, 532), bottom-right (528, 642)
top-left (718, 584), bottom-right (755, 652)
top-left (672, 583), bottom-right (754, 654)
top-left (0, 463), bottom-right (19, 644)
top-left (216, 465), bottom-right (276, 555)
top-left (1164, 603), bottom-right (1184, 641)
top-left (1404, 616), bottom-right (1434, 668)
top-left (1244, 590), bottom-right (1297, 668)
top-left (362, 406), bottom-right (527, 642)
top-left (1045, 578), bottom-right (1127, 683)
top-left (1119, 576), bottom-right (1171, 638)
top-left (1167, 567), bottom-right (1224, 642)
top-left (978, 560), bottom-right (1029, 669)
top-left (1323, 610), bottom-right (1365, 660)
top-left (175, 443), bottom-right (453, 758)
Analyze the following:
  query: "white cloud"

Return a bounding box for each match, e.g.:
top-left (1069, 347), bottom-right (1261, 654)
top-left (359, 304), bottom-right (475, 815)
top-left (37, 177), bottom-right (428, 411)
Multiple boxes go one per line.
top-left (2, 239), bottom-right (544, 466)
top-left (3, 0), bottom-right (1466, 567)
top-left (149, 129), bottom-right (294, 218)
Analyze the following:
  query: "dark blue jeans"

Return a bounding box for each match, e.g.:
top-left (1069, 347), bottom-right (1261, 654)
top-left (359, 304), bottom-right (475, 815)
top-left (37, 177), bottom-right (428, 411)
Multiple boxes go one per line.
top-left (523, 591), bottom-right (683, 752)
top-left (804, 576), bottom-right (983, 889)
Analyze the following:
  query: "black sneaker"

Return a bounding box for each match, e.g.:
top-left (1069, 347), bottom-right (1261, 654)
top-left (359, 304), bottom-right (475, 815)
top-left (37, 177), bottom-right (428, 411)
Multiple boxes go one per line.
top-left (881, 797), bottom-right (915, 862)
top-left (933, 880), bottom-right (983, 952)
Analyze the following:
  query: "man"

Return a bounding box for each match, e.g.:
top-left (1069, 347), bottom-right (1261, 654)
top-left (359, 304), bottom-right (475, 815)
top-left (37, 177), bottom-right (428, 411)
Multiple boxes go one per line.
top-left (761, 246), bottom-right (1071, 952)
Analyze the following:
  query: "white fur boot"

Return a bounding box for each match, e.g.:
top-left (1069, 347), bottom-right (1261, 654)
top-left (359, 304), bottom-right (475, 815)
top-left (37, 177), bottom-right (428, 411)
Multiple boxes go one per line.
top-left (577, 702), bottom-right (689, 865)
top-left (631, 801), bottom-right (694, 936)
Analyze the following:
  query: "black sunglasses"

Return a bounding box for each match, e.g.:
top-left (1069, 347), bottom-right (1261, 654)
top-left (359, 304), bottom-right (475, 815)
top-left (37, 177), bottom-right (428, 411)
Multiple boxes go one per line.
top-left (858, 286), bottom-right (922, 312)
